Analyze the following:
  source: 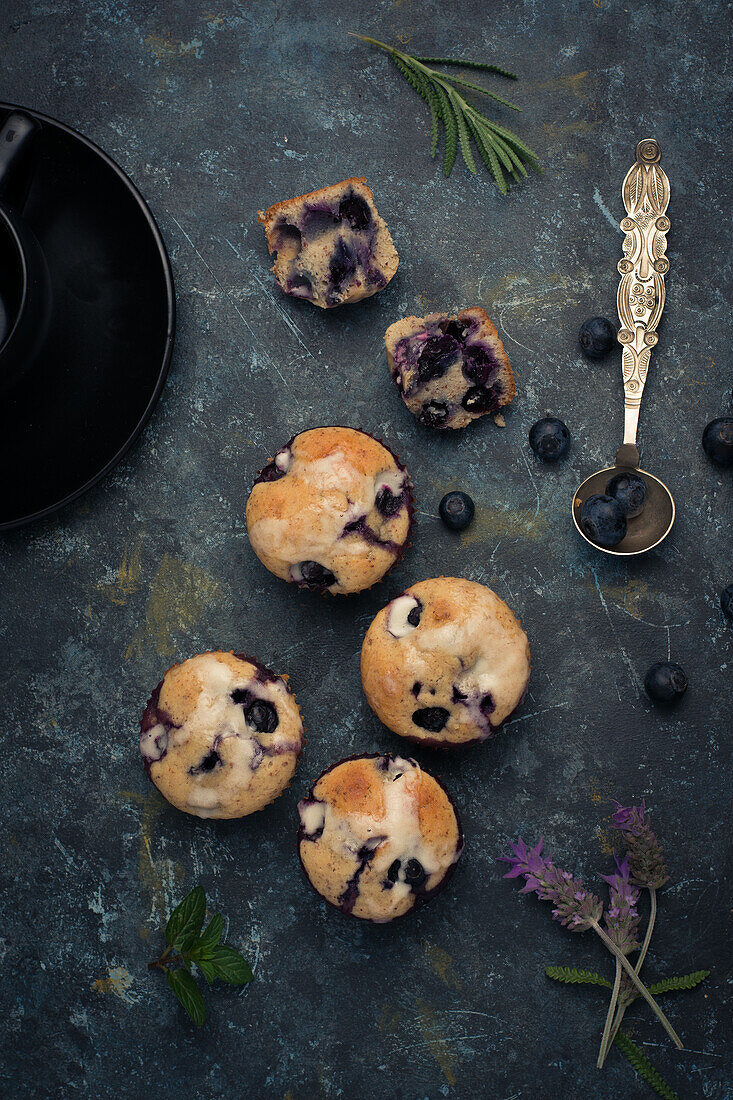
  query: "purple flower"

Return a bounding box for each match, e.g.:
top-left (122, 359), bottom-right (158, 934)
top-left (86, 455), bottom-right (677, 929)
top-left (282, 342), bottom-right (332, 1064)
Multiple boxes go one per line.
top-left (501, 838), bottom-right (603, 931)
top-left (611, 800), bottom-right (669, 890)
top-left (602, 856), bottom-right (641, 954)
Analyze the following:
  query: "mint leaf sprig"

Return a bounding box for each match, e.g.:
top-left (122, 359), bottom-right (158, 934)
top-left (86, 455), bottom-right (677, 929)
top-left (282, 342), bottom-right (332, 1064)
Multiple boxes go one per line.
top-left (350, 35), bottom-right (540, 195)
top-left (148, 885), bottom-right (253, 1026)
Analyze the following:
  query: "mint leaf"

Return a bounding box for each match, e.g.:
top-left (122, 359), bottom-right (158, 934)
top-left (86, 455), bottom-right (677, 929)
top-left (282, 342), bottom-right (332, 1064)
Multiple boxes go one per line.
top-left (206, 945), bottom-right (254, 985)
top-left (166, 968), bottom-right (206, 1026)
top-left (194, 957), bottom-right (217, 985)
top-left (165, 886), bottom-right (206, 948)
top-left (197, 914), bottom-right (223, 952)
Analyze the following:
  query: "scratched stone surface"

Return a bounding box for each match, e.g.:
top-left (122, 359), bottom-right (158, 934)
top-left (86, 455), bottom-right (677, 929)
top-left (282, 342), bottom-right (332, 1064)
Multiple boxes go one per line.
top-left (0, 0), bottom-right (730, 1097)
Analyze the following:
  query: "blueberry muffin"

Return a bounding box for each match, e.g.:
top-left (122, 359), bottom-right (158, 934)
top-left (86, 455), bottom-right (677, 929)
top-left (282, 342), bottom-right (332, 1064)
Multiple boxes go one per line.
top-left (298, 753), bottom-right (463, 922)
top-left (140, 651), bottom-right (303, 818)
top-left (246, 427), bottom-right (414, 595)
top-left (385, 307), bottom-right (515, 429)
top-left (258, 178), bottom-right (398, 308)
top-left (361, 577), bottom-right (531, 747)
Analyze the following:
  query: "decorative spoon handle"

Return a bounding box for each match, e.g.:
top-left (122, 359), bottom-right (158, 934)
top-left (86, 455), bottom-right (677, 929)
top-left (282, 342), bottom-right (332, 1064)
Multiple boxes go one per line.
top-left (616, 138), bottom-right (670, 461)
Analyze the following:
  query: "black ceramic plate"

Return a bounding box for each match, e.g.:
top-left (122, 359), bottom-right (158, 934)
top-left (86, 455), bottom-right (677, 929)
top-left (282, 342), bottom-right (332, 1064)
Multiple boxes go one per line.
top-left (0, 103), bottom-right (174, 530)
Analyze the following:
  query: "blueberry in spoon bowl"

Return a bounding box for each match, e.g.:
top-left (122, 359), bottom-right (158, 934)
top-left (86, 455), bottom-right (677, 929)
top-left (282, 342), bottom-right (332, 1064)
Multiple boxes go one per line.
top-left (579, 494), bottom-right (627, 548)
top-left (605, 471), bottom-right (647, 518)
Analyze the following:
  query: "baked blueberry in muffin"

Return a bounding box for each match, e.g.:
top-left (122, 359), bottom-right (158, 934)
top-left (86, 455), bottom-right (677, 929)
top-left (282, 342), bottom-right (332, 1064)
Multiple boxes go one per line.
top-left (297, 753), bottom-right (463, 922)
top-left (258, 178), bottom-right (399, 308)
top-left (246, 427), bottom-right (414, 595)
top-left (361, 577), bottom-right (531, 747)
top-left (385, 307), bottom-right (515, 429)
top-left (140, 651), bottom-right (303, 818)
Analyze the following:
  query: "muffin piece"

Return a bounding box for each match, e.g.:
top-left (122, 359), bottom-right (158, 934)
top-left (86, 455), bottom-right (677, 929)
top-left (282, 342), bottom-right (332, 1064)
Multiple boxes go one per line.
top-left (140, 651), bottom-right (303, 819)
top-left (361, 577), bottom-right (530, 747)
top-left (258, 178), bottom-right (398, 308)
top-left (246, 427), bottom-right (414, 595)
top-left (298, 753), bottom-right (463, 922)
top-left (385, 307), bottom-right (515, 429)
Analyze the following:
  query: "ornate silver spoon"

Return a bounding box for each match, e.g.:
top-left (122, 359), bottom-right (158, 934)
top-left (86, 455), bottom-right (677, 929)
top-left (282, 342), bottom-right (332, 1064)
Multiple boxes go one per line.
top-left (573, 138), bottom-right (675, 555)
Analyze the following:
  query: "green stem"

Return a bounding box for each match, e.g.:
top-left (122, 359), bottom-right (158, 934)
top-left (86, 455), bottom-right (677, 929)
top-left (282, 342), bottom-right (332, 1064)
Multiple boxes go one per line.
top-left (607, 888), bottom-right (658, 1052)
top-left (148, 944), bottom-right (175, 971)
top-left (597, 958), bottom-right (621, 1068)
top-left (591, 920), bottom-right (682, 1050)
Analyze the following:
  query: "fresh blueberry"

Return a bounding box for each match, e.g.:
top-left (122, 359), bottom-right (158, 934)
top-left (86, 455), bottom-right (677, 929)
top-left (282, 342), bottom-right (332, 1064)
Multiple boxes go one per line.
top-left (529, 417), bottom-right (571, 461)
top-left (375, 486), bottom-right (403, 517)
top-left (245, 700), bottom-right (278, 733)
top-left (419, 401), bottom-right (449, 428)
top-left (721, 584), bottom-right (733, 620)
top-left (417, 335), bottom-right (459, 384)
top-left (580, 494), bottom-right (627, 548)
top-left (442, 318), bottom-right (469, 342)
top-left (298, 560), bottom-right (337, 589)
top-left (702, 417), bottom-right (733, 467)
top-left (462, 384), bottom-right (500, 413)
top-left (412, 707), bottom-right (449, 733)
top-left (328, 238), bottom-right (356, 289)
top-left (403, 859), bottom-right (427, 889)
top-left (644, 661), bottom-right (688, 704)
top-left (338, 193), bottom-right (372, 231)
top-left (579, 316), bottom-right (617, 358)
top-left (387, 859), bottom-right (401, 883)
top-left (461, 345), bottom-right (495, 385)
top-left (407, 601), bottom-right (422, 627)
top-left (439, 491), bottom-right (475, 531)
top-left (605, 471), bottom-right (648, 518)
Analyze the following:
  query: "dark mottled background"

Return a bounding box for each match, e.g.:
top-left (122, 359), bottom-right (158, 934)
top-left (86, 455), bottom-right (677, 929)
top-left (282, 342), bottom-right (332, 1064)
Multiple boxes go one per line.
top-left (1, 1), bottom-right (730, 1097)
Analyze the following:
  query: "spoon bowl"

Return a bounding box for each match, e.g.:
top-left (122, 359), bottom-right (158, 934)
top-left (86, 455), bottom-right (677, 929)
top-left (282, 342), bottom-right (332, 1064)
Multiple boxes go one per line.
top-left (573, 449), bottom-right (675, 556)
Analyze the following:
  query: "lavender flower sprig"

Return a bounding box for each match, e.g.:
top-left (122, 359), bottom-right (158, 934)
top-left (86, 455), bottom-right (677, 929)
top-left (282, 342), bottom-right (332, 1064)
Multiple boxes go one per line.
top-left (597, 857), bottom-right (641, 1067)
top-left (602, 856), bottom-right (641, 955)
top-left (611, 800), bottom-right (669, 891)
top-left (501, 838), bottom-right (682, 1053)
top-left (598, 802), bottom-right (670, 1066)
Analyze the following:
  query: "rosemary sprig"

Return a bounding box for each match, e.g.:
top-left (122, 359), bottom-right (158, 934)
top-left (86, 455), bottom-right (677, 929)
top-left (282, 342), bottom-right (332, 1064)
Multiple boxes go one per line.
top-left (350, 35), bottom-right (540, 194)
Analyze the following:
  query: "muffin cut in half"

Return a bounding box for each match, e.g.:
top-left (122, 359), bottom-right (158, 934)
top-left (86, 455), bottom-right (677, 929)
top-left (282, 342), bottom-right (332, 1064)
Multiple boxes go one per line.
top-left (258, 178), bottom-right (398, 308)
top-left (361, 577), bottom-right (531, 747)
top-left (385, 307), bottom-right (515, 429)
top-left (140, 651), bottom-right (304, 819)
top-left (298, 753), bottom-right (463, 922)
top-left (246, 426), bottom-right (414, 595)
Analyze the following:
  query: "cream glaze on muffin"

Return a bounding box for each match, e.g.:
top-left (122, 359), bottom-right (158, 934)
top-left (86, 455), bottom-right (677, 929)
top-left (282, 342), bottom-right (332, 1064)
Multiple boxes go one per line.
top-left (360, 577), bottom-right (531, 747)
top-left (140, 651), bottom-right (303, 818)
top-left (246, 427), bottom-right (413, 595)
top-left (298, 753), bottom-right (462, 922)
